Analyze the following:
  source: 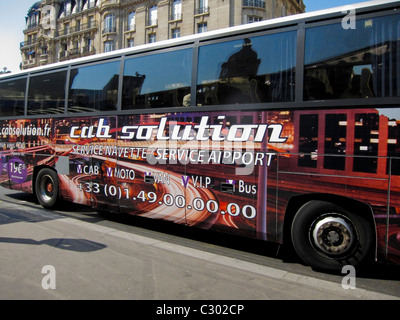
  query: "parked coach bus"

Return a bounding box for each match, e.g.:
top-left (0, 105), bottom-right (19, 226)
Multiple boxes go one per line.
top-left (1, 0), bottom-right (399, 272)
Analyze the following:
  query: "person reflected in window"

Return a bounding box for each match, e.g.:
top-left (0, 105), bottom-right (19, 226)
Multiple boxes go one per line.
top-left (218, 38), bottom-right (261, 104)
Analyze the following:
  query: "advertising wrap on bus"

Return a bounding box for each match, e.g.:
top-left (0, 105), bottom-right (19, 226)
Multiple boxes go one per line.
top-left (1, 108), bottom-right (399, 265)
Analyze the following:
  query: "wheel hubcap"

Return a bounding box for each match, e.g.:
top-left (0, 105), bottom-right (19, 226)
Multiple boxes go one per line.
top-left (311, 216), bottom-right (355, 256)
top-left (40, 175), bottom-right (54, 202)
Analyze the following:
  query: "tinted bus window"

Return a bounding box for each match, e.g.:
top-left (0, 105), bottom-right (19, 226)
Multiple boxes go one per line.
top-left (0, 78), bottom-right (26, 117)
top-left (324, 113), bottom-right (347, 171)
top-left (304, 14), bottom-right (400, 100)
top-left (122, 49), bottom-right (192, 109)
top-left (28, 71), bottom-right (67, 115)
top-left (196, 31), bottom-right (297, 105)
top-left (387, 114), bottom-right (400, 175)
top-left (298, 114), bottom-right (318, 168)
top-left (353, 113), bottom-right (379, 173)
top-left (69, 61), bottom-right (120, 113)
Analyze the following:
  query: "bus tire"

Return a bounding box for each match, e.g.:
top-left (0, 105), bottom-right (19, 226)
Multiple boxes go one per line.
top-left (35, 168), bottom-right (59, 209)
top-left (290, 200), bottom-right (373, 272)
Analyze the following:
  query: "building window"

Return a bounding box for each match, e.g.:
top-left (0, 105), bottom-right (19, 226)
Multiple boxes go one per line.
top-left (148, 6), bottom-right (158, 26)
top-left (198, 23), bottom-right (207, 33)
top-left (60, 43), bottom-right (68, 58)
top-left (28, 51), bottom-right (36, 59)
top-left (64, 22), bottom-right (70, 35)
top-left (196, 0), bottom-right (209, 14)
top-left (88, 16), bottom-right (95, 28)
top-left (27, 12), bottom-right (39, 29)
top-left (172, 28), bottom-right (180, 38)
top-left (83, 38), bottom-right (94, 53)
top-left (84, 0), bottom-right (97, 10)
top-left (148, 33), bottom-right (156, 43)
top-left (72, 41), bottom-right (80, 55)
top-left (171, 0), bottom-right (182, 20)
top-left (243, 0), bottom-right (265, 8)
top-left (60, 0), bottom-right (72, 17)
top-left (103, 14), bottom-right (116, 34)
top-left (104, 40), bottom-right (115, 52)
top-left (127, 38), bottom-right (135, 47)
top-left (247, 16), bottom-right (262, 23)
top-left (281, 5), bottom-right (287, 16)
top-left (128, 11), bottom-right (136, 31)
top-left (75, 0), bottom-right (83, 13)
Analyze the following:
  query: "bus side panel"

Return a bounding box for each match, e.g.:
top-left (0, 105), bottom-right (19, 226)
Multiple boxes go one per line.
top-left (274, 107), bottom-right (400, 264)
top-left (59, 111), bottom-right (280, 238)
top-left (0, 118), bottom-right (53, 192)
top-left (56, 116), bottom-right (119, 210)
top-left (388, 167), bottom-right (400, 265)
top-left (114, 111), bottom-right (264, 235)
top-left (116, 114), bottom-right (187, 223)
top-left (0, 118), bottom-right (11, 189)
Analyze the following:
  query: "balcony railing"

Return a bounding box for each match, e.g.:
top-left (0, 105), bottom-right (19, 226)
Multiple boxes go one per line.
top-left (146, 19), bottom-right (158, 27)
top-left (20, 38), bottom-right (38, 48)
top-left (170, 13), bottom-right (182, 21)
top-left (55, 22), bottom-right (98, 37)
top-left (25, 22), bottom-right (39, 31)
top-left (82, 45), bottom-right (95, 54)
top-left (126, 24), bottom-right (136, 32)
top-left (194, 7), bottom-right (210, 15)
top-left (102, 26), bottom-right (117, 34)
top-left (59, 46), bottom-right (95, 60)
top-left (243, 0), bottom-right (266, 8)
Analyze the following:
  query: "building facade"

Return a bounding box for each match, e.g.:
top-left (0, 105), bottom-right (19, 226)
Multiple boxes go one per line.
top-left (20, 0), bottom-right (305, 70)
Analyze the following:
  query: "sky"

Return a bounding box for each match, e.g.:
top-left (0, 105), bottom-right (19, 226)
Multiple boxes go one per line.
top-left (0, 0), bottom-right (366, 74)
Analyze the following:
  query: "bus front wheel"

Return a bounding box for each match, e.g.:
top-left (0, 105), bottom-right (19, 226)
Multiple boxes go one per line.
top-left (35, 168), bottom-right (59, 209)
top-left (291, 200), bottom-right (374, 272)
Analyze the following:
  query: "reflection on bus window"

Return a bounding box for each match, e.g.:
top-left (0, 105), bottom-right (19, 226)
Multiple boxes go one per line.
top-left (0, 78), bottom-right (26, 117)
top-left (28, 71), bottom-right (67, 115)
top-left (122, 49), bottom-right (192, 109)
top-left (298, 114), bottom-right (318, 168)
top-left (304, 14), bottom-right (400, 100)
top-left (68, 61), bottom-right (120, 113)
top-left (387, 115), bottom-right (400, 175)
top-left (353, 113), bottom-right (379, 173)
top-left (324, 114), bottom-right (347, 171)
top-left (197, 31), bottom-right (296, 105)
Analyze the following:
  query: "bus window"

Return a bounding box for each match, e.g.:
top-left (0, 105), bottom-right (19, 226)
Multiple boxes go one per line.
top-left (304, 14), bottom-right (400, 100)
top-left (122, 49), bottom-right (192, 109)
top-left (298, 114), bottom-right (318, 168)
top-left (197, 31), bottom-right (296, 105)
top-left (28, 71), bottom-right (67, 115)
top-left (353, 113), bottom-right (379, 173)
top-left (0, 78), bottom-right (26, 117)
top-left (324, 114), bottom-right (347, 171)
top-left (387, 116), bottom-right (400, 175)
top-left (68, 61), bottom-right (120, 113)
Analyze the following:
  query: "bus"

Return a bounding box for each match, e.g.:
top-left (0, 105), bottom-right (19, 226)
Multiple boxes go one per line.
top-left (0, 0), bottom-right (399, 272)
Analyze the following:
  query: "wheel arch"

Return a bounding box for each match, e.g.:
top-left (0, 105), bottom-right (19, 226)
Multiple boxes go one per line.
top-left (282, 193), bottom-right (378, 261)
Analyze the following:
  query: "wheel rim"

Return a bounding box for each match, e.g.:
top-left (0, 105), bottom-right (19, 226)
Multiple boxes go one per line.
top-left (39, 174), bottom-right (54, 203)
top-left (310, 215), bottom-right (356, 257)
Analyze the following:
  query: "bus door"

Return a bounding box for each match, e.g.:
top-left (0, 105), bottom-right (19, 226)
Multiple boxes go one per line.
top-left (387, 109), bottom-right (400, 264)
top-left (388, 157), bottom-right (400, 264)
top-left (116, 114), bottom-right (188, 225)
top-left (185, 112), bottom-right (269, 238)
top-left (87, 116), bottom-right (118, 211)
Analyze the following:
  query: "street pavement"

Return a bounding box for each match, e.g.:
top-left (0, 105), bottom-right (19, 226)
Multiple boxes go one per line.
top-left (0, 187), bottom-right (398, 301)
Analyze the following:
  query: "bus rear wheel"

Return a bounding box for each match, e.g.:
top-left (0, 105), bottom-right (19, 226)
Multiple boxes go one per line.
top-left (35, 168), bottom-right (59, 209)
top-left (290, 200), bottom-right (373, 272)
